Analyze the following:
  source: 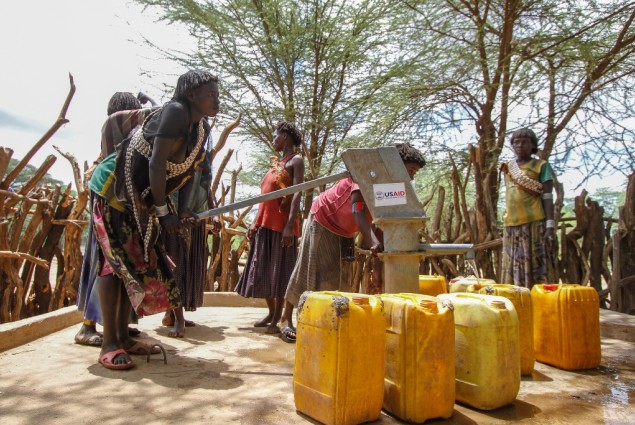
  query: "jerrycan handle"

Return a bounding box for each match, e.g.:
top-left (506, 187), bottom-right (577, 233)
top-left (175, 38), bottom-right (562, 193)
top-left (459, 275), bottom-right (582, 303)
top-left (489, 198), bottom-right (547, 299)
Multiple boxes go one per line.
top-left (352, 296), bottom-right (370, 306)
top-left (489, 300), bottom-right (507, 310)
top-left (441, 299), bottom-right (454, 311)
top-left (419, 300), bottom-right (439, 313)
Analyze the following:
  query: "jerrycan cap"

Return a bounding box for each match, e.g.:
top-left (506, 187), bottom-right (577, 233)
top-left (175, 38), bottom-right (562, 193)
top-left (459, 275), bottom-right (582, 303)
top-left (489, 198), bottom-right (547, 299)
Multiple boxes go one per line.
top-left (419, 300), bottom-right (438, 313)
top-left (490, 300), bottom-right (507, 310)
top-left (352, 296), bottom-right (370, 305)
top-left (543, 284), bottom-right (559, 291)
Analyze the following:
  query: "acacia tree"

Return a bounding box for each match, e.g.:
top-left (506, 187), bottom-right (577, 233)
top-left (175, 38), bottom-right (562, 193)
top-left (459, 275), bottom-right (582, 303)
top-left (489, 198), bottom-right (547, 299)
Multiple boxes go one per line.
top-left (380, 0), bottom-right (635, 277)
top-left (136, 0), bottom-right (407, 212)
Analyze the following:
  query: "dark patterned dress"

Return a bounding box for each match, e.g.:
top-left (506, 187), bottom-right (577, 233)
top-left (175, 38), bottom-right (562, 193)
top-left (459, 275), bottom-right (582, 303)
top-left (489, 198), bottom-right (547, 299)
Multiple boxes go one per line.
top-left (162, 151), bottom-right (212, 311)
top-left (88, 103), bottom-right (209, 316)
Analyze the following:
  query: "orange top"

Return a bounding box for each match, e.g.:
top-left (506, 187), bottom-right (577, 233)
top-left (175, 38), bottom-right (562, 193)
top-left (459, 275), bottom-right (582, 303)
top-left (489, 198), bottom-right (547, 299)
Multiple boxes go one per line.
top-left (253, 153), bottom-right (300, 236)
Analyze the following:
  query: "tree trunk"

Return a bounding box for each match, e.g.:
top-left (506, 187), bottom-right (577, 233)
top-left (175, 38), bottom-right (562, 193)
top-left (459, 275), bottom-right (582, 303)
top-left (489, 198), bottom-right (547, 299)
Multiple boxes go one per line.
top-left (614, 172), bottom-right (635, 314)
top-left (585, 199), bottom-right (605, 301)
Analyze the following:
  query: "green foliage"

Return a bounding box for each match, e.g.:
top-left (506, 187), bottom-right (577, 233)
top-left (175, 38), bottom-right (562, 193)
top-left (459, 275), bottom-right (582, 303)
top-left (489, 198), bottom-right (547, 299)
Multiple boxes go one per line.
top-left (231, 140), bottom-right (273, 190)
top-left (5, 158), bottom-right (65, 191)
top-left (135, 0), bottom-right (412, 178)
top-left (383, 0), bottom-right (635, 178)
top-left (588, 187), bottom-right (627, 218)
top-left (135, 0), bottom-right (634, 233)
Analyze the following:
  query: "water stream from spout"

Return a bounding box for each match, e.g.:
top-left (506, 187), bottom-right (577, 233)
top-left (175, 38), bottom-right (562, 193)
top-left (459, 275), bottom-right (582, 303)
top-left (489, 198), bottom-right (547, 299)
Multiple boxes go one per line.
top-left (465, 258), bottom-right (481, 279)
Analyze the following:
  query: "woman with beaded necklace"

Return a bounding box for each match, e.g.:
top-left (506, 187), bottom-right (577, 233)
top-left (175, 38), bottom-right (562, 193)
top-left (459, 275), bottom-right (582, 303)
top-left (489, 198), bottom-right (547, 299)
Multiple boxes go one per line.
top-left (88, 70), bottom-right (219, 370)
top-left (500, 127), bottom-right (557, 288)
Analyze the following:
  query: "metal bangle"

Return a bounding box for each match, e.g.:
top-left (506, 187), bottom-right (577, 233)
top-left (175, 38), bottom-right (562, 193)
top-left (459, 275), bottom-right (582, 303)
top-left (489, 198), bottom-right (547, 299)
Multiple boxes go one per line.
top-left (155, 204), bottom-right (169, 217)
top-left (541, 193), bottom-right (553, 200)
top-left (545, 219), bottom-right (556, 229)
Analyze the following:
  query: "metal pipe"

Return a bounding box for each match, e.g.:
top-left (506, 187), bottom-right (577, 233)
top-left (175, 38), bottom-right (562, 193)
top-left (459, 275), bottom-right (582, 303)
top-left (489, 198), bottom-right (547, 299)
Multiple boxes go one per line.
top-left (419, 243), bottom-right (475, 259)
top-left (197, 171), bottom-right (350, 218)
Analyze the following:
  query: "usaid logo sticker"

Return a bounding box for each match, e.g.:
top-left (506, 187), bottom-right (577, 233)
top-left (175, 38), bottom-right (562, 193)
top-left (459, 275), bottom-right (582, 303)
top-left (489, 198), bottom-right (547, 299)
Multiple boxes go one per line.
top-left (373, 183), bottom-right (407, 206)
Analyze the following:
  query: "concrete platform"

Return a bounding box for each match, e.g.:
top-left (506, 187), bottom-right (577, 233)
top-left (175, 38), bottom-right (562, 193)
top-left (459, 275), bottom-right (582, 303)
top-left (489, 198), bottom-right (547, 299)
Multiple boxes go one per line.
top-left (0, 302), bottom-right (633, 424)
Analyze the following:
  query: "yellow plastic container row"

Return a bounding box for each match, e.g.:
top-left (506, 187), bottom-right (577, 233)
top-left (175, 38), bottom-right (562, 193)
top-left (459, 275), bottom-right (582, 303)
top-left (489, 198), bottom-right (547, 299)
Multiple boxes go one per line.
top-left (294, 292), bottom-right (385, 425)
top-left (448, 276), bottom-right (497, 293)
top-left (438, 293), bottom-right (521, 410)
top-left (418, 275), bottom-right (448, 296)
top-left (532, 284), bottom-right (601, 371)
top-left (379, 293), bottom-right (454, 423)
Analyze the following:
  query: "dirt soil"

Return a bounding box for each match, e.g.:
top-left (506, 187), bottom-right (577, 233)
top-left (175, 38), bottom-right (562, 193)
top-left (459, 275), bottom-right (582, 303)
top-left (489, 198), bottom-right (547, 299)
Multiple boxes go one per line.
top-left (0, 307), bottom-right (633, 424)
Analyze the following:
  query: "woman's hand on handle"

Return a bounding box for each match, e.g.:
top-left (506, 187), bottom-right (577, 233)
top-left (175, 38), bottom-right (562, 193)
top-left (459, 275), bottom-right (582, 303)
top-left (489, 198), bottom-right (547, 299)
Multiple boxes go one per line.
top-left (159, 214), bottom-right (180, 234)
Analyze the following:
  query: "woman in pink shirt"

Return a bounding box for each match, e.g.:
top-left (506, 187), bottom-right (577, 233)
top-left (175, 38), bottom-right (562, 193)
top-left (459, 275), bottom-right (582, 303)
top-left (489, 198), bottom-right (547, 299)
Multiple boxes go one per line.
top-left (279, 143), bottom-right (425, 342)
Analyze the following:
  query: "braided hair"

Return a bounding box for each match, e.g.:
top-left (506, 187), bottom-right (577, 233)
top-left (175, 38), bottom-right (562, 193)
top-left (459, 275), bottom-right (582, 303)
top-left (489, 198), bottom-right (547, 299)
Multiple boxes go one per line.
top-left (107, 92), bottom-right (142, 115)
top-left (510, 128), bottom-right (539, 154)
top-left (275, 121), bottom-right (303, 147)
top-left (173, 70), bottom-right (219, 102)
top-left (395, 142), bottom-right (426, 167)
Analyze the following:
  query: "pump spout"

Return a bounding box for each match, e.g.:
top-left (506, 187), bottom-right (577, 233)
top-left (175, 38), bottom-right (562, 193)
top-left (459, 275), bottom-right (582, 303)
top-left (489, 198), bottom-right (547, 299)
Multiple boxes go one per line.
top-left (419, 243), bottom-right (474, 258)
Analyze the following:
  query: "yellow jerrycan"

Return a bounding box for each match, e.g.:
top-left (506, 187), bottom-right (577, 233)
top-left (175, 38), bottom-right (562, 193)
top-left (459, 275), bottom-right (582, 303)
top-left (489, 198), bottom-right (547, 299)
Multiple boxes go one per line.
top-left (438, 293), bottom-right (520, 410)
top-left (448, 276), bottom-right (497, 293)
top-left (418, 275), bottom-right (448, 296)
top-left (475, 284), bottom-right (534, 376)
top-left (378, 293), bottom-right (454, 423)
top-left (531, 284), bottom-right (601, 370)
top-left (294, 291), bottom-right (385, 425)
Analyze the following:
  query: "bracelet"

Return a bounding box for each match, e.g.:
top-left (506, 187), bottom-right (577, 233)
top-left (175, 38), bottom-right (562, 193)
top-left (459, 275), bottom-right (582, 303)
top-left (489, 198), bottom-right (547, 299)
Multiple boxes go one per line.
top-left (155, 204), bottom-right (169, 217)
top-left (541, 193), bottom-right (553, 200)
top-left (545, 219), bottom-right (555, 229)
top-left (352, 201), bottom-right (365, 214)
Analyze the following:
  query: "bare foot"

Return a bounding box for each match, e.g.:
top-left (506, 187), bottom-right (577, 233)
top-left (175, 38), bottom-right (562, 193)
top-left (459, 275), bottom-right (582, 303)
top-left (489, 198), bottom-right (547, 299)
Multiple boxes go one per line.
top-left (265, 324), bottom-right (281, 334)
top-left (254, 316), bottom-right (273, 327)
top-left (162, 313), bottom-right (194, 327)
top-left (278, 319), bottom-right (294, 331)
top-left (74, 324), bottom-right (103, 346)
top-left (162, 312), bottom-right (175, 327)
top-left (168, 320), bottom-right (185, 338)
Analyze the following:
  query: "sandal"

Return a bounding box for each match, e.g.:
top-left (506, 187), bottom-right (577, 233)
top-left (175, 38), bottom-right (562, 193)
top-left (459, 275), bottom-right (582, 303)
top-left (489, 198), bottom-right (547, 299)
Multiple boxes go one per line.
top-left (98, 349), bottom-right (135, 370)
top-left (280, 326), bottom-right (296, 343)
